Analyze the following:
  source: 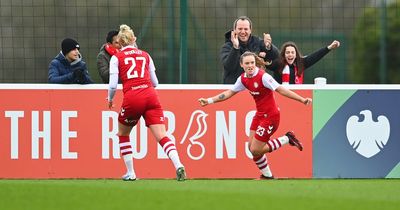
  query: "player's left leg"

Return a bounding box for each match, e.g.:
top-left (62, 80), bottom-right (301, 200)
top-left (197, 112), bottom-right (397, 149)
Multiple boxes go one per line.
top-left (149, 124), bottom-right (186, 181)
top-left (146, 104), bottom-right (186, 181)
top-left (286, 131), bottom-right (303, 151)
top-left (253, 132), bottom-right (303, 153)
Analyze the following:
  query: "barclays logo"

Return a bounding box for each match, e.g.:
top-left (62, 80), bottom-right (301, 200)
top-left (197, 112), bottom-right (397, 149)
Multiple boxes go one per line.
top-left (346, 110), bottom-right (390, 158)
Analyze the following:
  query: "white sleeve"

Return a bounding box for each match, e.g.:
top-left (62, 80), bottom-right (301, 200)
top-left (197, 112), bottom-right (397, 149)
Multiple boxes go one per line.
top-left (262, 73), bottom-right (280, 91)
top-left (231, 76), bottom-right (246, 92)
top-left (109, 55), bottom-right (119, 75)
top-left (149, 56), bottom-right (159, 87)
top-left (108, 55), bottom-right (119, 101)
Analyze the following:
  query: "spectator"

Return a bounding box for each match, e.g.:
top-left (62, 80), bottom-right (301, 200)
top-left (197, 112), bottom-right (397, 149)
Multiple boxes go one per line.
top-left (267, 40), bottom-right (340, 84)
top-left (220, 16), bottom-right (280, 84)
top-left (97, 30), bottom-right (121, 83)
top-left (48, 38), bottom-right (93, 84)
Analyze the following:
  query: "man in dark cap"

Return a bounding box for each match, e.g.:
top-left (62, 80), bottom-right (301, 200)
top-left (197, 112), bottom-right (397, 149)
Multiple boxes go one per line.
top-left (48, 38), bottom-right (93, 84)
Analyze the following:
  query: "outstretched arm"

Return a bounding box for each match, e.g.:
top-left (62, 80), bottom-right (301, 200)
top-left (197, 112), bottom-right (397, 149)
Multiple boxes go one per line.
top-left (275, 86), bottom-right (312, 105)
top-left (259, 33), bottom-right (279, 66)
top-left (198, 89), bottom-right (237, 106)
top-left (304, 40), bottom-right (341, 69)
top-left (327, 40), bottom-right (340, 50)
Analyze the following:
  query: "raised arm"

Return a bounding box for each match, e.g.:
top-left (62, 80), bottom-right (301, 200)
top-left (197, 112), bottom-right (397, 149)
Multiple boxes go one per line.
top-left (304, 40), bottom-right (340, 69)
top-left (260, 33), bottom-right (279, 61)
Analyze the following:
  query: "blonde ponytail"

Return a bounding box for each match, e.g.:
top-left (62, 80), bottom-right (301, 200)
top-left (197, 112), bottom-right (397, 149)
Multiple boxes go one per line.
top-left (118, 24), bottom-right (136, 47)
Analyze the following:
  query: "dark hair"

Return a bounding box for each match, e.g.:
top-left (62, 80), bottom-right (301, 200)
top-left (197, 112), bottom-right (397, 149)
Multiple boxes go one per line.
top-left (106, 30), bottom-right (119, 43)
top-left (233, 16), bottom-right (252, 30)
top-left (240, 51), bottom-right (268, 69)
top-left (279, 41), bottom-right (304, 76)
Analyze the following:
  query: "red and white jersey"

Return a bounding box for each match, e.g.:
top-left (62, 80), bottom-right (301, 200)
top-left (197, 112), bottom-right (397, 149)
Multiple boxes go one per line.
top-left (232, 68), bottom-right (281, 116)
top-left (112, 46), bottom-right (155, 93)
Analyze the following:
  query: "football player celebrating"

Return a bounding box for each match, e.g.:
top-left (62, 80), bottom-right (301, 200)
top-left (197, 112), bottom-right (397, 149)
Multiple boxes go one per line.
top-left (108, 24), bottom-right (186, 181)
top-left (199, 51), bottom-right (311, 179)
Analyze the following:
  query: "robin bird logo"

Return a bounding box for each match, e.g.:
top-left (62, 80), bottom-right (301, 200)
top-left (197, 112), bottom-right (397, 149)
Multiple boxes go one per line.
top-left (180, 110), bottom-right (208, 160)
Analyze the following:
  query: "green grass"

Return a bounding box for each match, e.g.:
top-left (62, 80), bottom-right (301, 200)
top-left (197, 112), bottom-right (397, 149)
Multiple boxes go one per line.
top-left (0, 179), bottom-right (399, 210)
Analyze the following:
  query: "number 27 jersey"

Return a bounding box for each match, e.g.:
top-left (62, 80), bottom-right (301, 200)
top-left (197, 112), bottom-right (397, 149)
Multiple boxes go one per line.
top-left (113, 47), bottom-right (155, 93)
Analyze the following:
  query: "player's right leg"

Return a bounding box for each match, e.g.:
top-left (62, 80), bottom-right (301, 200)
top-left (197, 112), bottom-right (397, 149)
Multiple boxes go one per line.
top-left (248, 131), bottom-right (274, 179)
top-left (118, 122), bottom-right (136, 181)
top-left (117, 95), bottom-right (146, 181)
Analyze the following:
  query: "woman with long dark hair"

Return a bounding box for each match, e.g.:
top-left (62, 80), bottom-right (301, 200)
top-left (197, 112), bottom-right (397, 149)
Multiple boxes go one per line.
top-left (267, 40), bottom-right (340, 84)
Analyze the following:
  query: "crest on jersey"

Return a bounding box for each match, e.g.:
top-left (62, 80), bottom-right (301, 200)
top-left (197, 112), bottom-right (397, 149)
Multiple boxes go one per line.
top-left (254, 82), bottom-right (258, 88)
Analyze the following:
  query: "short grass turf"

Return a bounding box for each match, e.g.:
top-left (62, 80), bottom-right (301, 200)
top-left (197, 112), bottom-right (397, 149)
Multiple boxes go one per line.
top-left (0, 179), bottom-right (399, 210)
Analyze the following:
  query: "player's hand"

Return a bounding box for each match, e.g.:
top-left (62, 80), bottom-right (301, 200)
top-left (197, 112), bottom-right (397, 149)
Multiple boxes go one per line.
top-left (303, 98), bottom-right (312, 105)
top-left (198, 98), bottom-right (208, 107)
top-left (231, 31), bottom-right (239, 49)
top-left (108, 100), bottom-right (114, 109)
top-left (263, 33), bottom-right (272, 50)
top-left (328, 40), bottom-right (340, 50)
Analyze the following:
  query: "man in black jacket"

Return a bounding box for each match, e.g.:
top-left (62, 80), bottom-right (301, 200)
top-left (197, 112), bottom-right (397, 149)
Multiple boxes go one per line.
top-left (220, 16), bottom-right (280, 84)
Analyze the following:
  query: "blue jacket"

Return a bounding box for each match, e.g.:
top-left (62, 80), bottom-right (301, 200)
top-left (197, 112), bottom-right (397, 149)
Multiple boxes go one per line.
top-left (48, 52), bottom-right (94, 84)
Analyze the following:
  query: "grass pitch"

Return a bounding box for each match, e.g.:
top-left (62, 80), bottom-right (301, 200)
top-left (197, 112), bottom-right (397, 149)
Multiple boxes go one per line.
top-left (0, 179), bottom-right (399, 210)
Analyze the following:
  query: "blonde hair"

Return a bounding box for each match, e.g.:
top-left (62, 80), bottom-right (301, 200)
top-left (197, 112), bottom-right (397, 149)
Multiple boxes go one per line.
top-left (118, 24), bottom-right (137, 47)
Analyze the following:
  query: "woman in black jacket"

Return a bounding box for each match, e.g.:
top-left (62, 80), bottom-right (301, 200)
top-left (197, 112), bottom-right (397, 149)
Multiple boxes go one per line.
top-left (266, 40), bottom-right (340, 84)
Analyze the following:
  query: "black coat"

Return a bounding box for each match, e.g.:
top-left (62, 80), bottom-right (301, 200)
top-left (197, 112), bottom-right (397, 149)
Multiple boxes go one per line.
top-left (220, 31), bottom-right (279, 84)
